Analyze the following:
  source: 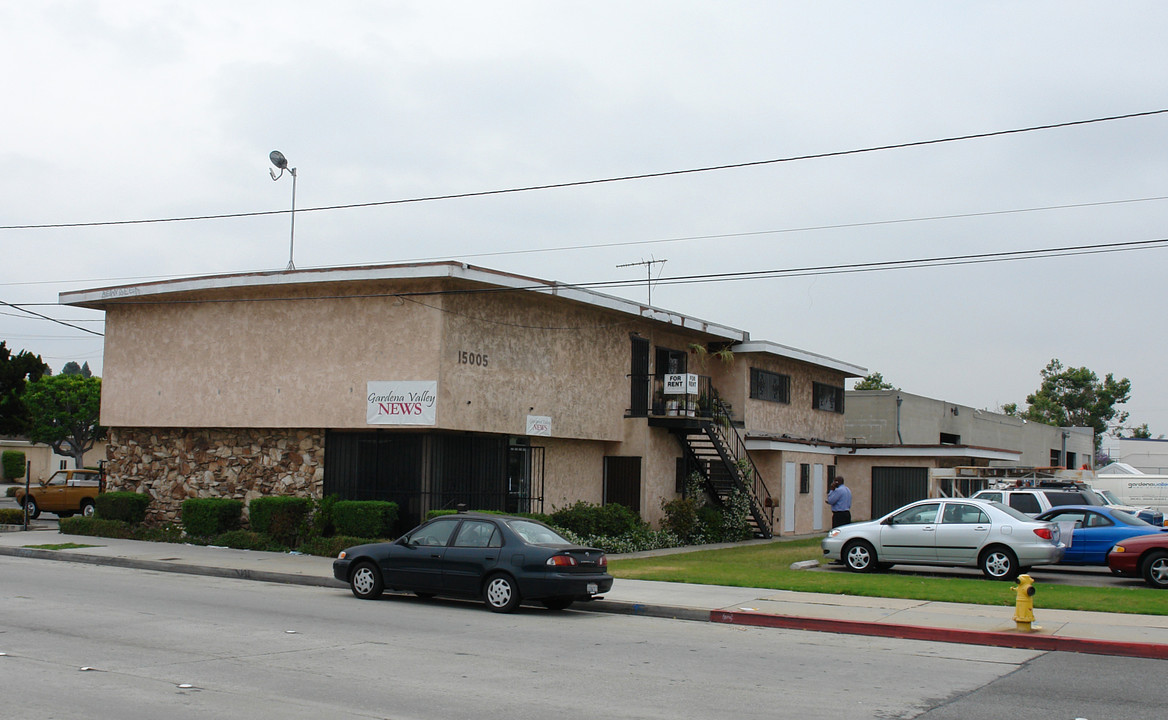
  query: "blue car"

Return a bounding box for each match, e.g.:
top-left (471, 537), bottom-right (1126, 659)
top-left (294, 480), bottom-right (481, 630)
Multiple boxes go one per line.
top-left (1035, 505), bottom-right (1167, 565)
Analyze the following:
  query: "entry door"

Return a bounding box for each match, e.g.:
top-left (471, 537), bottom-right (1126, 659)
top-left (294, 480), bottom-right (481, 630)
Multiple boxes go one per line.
top-left (812, 464), bottom-right (825, 531)
top-left (783, 462), bottom-right (797, 533)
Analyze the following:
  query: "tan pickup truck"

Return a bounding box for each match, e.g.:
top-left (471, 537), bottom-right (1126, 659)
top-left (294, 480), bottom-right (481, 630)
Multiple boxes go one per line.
top-left (15, 469), bottom-right (104, 519)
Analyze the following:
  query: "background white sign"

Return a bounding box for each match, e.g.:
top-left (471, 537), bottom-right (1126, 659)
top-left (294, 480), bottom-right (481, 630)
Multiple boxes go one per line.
top-left (367, 381), bottom-right (438, 425)
top-left (526, 415), bottom-right (552, 437)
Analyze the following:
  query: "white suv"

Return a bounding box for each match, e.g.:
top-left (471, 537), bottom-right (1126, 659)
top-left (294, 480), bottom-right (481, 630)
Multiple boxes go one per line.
top-left (971, 486), bottom-right (1104, 517)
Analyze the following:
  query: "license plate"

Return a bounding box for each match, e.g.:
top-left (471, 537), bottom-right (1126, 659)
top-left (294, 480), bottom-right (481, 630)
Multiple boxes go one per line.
top-left (587, 583), bottom-right (598, 595)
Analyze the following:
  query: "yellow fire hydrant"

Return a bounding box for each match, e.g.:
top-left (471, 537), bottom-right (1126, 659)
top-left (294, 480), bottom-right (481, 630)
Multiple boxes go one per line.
top-left (1011, 574), bottom-right (1037, 632)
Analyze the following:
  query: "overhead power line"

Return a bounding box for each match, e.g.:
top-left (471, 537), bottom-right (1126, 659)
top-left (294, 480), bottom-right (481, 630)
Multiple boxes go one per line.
top-left (0, 299), bottom-right (105, 336)
top-left (3, 108), bottom-right (1166, 232)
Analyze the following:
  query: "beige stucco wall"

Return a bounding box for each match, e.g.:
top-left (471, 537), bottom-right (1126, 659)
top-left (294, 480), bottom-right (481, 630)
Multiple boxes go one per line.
top-left (726, 352), bottom-right (848, 441)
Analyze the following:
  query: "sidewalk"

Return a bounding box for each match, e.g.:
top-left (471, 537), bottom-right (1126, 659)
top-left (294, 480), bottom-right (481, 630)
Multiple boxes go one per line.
top-left (1, 526), bottom-right (1166, 660)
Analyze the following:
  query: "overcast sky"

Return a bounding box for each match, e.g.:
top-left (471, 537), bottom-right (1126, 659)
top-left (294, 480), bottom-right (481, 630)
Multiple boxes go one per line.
top-left (3, 2), bottom-right (1167, 443)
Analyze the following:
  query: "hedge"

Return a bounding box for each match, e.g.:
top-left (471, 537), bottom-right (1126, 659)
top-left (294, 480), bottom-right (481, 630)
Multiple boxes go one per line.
top-left (181, 497), bottom-right (242, 537)
top-left (58, 516), bottom-right (136, 539)
top-left (0, 507), bottom-right (26, 524)
top-left (249, 496), bottom-right (313, 544)
top-left (548, 501), bottom-right (644, 537)
top-left (334, 500), bottom-right (398, 538)
top-left (2, 450), bottom-right (25, 481)
top-left (95, 492), bottom-right (150, 523)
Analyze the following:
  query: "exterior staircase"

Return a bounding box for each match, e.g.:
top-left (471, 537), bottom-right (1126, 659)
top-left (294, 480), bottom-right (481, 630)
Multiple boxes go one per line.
top-left (672, 393), bottom-right (774, 538)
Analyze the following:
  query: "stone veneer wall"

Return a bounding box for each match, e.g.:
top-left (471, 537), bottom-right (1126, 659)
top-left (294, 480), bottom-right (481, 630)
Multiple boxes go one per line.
top-left (105, 427), bottom-right (325, 525)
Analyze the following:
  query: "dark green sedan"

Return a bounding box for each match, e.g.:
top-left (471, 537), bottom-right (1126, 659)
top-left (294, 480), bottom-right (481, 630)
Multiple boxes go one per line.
top-left (333, 512), bottom-right (613, 613)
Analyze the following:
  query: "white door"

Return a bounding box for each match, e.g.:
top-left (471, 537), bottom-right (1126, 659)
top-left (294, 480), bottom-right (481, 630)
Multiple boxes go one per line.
top-left (783, 462), bottom-right (796, 534)
top-left (812, 464), bottom-right (825, 531)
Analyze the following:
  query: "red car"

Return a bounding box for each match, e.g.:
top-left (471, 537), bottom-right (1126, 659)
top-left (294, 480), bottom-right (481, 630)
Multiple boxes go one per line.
top-left (1107, 533), bottom-right (1168, 588)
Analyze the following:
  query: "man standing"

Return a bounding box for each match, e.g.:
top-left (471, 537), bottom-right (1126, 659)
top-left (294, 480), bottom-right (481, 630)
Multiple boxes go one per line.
top-left (826, 476), bottom-right (852, 528)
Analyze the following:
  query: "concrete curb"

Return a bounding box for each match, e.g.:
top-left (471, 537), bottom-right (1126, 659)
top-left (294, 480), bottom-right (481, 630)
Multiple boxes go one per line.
top-left (0, 545), bottom-right (346, 589)
top-left (710, 609), bottom-right (1168, 661)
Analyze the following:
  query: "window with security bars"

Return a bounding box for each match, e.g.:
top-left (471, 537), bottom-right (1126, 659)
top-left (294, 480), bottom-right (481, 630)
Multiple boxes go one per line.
top-left (812, 382), bottom-right (845, 413)
top-left (799, 463), bottom-right (810, 494)
top-left (750, 367), bottom-right (790, 404)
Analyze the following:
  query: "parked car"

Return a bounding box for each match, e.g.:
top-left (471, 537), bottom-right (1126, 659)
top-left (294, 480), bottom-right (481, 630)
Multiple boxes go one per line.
top-left (1035, 505), bottom-right (1167, 565)
top-left (970, 485), bottom-right (1103, 517)
top-left (822, 498), bottom-right (1064, 579)
top-left (1107, 533), bottom-right (1168, 589)
top-left (13, 469), bottom-right (104, 519)
top-left (1090, 489), bottom-right (1164, 526)
top-left (333, 512), bottom-right (613, 612)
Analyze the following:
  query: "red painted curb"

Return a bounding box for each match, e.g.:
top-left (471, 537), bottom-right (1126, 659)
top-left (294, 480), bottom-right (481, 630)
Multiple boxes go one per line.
top-left (710, 610), bottom-right (1168, 660)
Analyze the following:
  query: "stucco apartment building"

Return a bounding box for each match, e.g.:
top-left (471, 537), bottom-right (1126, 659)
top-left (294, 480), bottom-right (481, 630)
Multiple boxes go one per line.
top-left (62, 262), bottom-right (880, 536)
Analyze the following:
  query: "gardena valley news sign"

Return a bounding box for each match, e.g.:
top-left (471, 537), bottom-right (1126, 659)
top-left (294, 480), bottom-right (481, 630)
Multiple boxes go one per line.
top-left (367, 381), bottom-right (437, 425)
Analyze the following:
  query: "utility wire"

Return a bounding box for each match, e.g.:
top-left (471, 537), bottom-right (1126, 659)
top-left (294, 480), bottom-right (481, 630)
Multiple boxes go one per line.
top-left (0, 299), bottom-right (105, 336)
top-left (3, 108), bottom-right (1166, 231)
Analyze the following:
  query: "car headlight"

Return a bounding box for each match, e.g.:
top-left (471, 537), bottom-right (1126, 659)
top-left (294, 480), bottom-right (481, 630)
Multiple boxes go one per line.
top-left (337, 551), bottom-right (347, 560)
top-left (1112, 545), bottom-right (1125, 553)
top-left (827, 529), bottom-right (841, 538)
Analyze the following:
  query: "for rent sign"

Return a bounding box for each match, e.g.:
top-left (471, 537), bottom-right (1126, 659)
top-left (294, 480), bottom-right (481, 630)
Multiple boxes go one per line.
top-left (367, 381), bottom-right (438, 425)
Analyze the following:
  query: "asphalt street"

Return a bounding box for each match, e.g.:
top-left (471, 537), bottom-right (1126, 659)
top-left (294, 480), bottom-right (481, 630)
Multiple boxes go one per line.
top-left (8, 556), bottom-right (1165, 720)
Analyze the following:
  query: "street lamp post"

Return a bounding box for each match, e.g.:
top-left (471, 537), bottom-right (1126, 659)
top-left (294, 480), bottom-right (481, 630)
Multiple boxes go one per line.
top-left (269, 150), bottom-right (298, 270)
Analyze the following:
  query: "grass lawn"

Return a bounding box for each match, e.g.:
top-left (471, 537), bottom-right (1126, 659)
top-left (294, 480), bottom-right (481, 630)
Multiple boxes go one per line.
top-left (608, 538), bottom-right (1168, 616)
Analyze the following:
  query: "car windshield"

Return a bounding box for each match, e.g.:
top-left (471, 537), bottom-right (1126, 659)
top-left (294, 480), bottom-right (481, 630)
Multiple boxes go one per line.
top-left (988, 501), bottom-right (1037, 523)
top-left (1099, 490), bottom-right (1123, 505)
top-left (507, 519), bottom-right (572, 545)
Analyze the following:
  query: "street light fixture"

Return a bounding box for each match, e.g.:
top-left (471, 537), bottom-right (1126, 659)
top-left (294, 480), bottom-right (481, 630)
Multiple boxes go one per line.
top-left (269, 150), bottom-right (298, 270)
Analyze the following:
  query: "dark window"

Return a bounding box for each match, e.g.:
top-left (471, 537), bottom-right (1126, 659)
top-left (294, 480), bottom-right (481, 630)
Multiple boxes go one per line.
top-left (1050, 449), bottom-right (1061, 466)
top-left (828, 465), bottom-right (836, 484)
top-left (812, 382), bottom-right (845, 413)
top-left (1066, 451), bottom-right (1077, 469)
top-left (799, 463), bottom-right (810, 494)
top-left (629, 336), bottom-right (650, 417)
top-left (939, 432), bottom-right (960, 445)
top-left (1008, 493), bottom-right (1042, 514)
top-left (604, 456), bottom-right (642, 513)
top-left (750, 368), bottom-right (790, 404)
top-left (655, 347), bottom-right (687, 377)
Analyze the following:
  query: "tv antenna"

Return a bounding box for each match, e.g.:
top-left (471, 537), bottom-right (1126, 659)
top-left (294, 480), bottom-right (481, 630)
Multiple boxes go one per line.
top-left (616, 257), bottom-right (667, 305)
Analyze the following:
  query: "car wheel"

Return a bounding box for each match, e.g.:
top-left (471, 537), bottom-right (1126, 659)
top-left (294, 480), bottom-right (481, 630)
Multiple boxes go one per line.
top-left (1142, 551), bottom-right (1168, 589)
top-left (542, 596), bottom-right (574, 611)
top-left (980, 547), bottom-right (1019, 580)
top-left (81, 500), bottom-right (95, 518)
top-left (23, 497), bottom-right (41, 520)
top-left (483, 574), bottom-right (521, 613)
top-left (349, 561), bottom-right (384, 600)
top-left (843, 540), bottom-right (877, 572)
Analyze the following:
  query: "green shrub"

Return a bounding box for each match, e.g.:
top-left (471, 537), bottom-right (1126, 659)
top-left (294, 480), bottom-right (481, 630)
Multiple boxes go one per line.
top-left (249, 496), bottom-right (313, 545)
top-left (333, 500), bottom-right (398, 538)
top-left (181, 498), bottom-right (242, 537)
top-left (59, 516), bottom-right (135, 539)
top-left (310, 494), bottom-right (341, 537)
top-left (549, 501), bottom-right (644, 537)
top-left (298, 535), bottom-right (378, 558)
top-left (661, 497), bottom-right (702, 543)
top-left (0, 507), bottom-right (26, 524)
top-left (212, 529), bottom-right (285, 551)
top-left (2, 450), bottom-right (25, 480)
top-left (95, 492), bottom-right (150, 523)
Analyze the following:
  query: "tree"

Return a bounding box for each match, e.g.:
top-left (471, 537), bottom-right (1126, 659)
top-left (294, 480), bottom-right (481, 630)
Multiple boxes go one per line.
top-left (1126, 423), bottom-right (1164, 440)
top-left (0, 341), bottom-right (51, 436)
top-left (60, 361), bottom-right (93, 378)
top-left (1012, 359), bottom-right (1131, 449)
top-left (22, 374), bottom-right (104, 467)
top-left (852, 372), bottom-right (896, 391)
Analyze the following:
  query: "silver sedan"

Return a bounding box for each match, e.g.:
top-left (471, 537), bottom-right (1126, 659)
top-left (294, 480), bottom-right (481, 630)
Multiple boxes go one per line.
top-left (821, 498), bottom-right (1065, 579)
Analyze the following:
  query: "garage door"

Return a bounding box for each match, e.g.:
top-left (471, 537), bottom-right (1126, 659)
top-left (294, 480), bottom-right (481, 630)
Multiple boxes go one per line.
top-left (871, 467), bottom-right (929, 518)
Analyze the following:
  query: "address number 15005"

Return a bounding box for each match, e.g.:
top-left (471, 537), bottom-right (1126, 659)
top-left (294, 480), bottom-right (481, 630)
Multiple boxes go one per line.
top-left (457, 351), bottom-right (488, 367)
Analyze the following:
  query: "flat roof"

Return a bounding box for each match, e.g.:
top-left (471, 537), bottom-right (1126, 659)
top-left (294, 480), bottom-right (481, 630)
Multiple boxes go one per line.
top-left (62, 261), bottom-right (866, 373)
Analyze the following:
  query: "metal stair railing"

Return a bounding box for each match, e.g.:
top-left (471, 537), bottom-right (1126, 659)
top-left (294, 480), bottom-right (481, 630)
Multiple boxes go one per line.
top-left (703, 392), bottom-right (773, 538)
